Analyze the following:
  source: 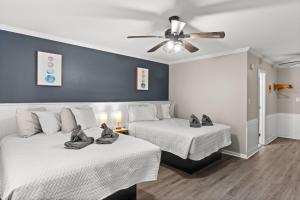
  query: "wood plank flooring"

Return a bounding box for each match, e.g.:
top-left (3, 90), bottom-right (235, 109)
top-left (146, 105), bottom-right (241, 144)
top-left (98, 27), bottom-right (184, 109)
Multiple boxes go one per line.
top-left (137, 138), bottom-right (300, 200)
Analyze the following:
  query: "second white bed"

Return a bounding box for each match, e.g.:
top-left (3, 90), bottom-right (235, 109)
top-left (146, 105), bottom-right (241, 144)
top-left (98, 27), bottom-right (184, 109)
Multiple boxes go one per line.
top-left (129, 118), bottom-right (231, 161)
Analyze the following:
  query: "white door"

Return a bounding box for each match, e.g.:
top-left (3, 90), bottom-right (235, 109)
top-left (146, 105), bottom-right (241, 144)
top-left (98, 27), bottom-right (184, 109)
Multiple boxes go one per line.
top-left (258, 70), bottom-right (266, 145)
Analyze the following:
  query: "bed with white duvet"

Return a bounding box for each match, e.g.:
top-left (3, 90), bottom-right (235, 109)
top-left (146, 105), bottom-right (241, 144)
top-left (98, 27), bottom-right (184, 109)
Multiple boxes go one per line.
top-left (0, 127), bottom-right (161, 200)
top-left (128, 118), bottom-right (231, 161)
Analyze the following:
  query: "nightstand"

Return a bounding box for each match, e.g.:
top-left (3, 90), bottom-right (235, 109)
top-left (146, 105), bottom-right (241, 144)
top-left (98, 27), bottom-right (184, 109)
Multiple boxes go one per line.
top-left (113, 128), bottom-right (129, 135)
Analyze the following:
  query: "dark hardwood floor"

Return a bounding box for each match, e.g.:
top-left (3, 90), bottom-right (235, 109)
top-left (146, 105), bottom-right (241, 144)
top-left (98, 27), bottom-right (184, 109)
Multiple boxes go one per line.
top-left (138, 138), bottom-right (300, 200)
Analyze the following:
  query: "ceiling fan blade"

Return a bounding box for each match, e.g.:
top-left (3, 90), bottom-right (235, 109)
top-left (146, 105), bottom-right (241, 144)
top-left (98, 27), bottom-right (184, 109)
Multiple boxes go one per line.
top-left (171, 20), bottom-right (186, 35)
top-left (147, 41), bottom-right (168, 53)
top-left (279, 61), bottom-right (300, 65)
top-left (186, 32), bottom-right (225, 39)
top-left (183, 41), bottom-right (199, 53)
top-left (127, 35), bottom-right (163, 39)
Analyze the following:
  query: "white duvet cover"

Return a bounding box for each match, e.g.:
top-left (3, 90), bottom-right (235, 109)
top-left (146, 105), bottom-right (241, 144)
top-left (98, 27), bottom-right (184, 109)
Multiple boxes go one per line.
top-left (0, 128), bottom-right (161, 200)
top-left (128, 118), bottom-right (231, 161)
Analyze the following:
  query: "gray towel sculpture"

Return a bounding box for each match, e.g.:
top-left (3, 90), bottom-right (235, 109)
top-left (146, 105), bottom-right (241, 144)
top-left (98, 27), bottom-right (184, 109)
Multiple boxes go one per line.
top-left (189, 114), bottom-right (201, 128)
top-left (202, 114), bottom-right (214, 126)
top-left (64, 125), bottom-right (94, 149)
top-left (96, 123), bottom-right (119, 144)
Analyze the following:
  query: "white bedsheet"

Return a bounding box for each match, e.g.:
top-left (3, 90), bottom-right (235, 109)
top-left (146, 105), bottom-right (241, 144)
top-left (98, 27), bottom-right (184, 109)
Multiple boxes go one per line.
top-left (0, 128), bottom-right (161, 200)
top-left (128, 118), bottom-right (231, 161)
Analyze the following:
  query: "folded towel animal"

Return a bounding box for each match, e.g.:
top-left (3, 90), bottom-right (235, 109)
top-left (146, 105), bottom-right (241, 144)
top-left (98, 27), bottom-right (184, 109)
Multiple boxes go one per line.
top-left (64, 125), bottom-right (94, 149)
top-left (96, 123), bottom-right (119, 144)
top-left (189, 114), bottom-right (201, 128)
top-left (202, 114), bottom-right (213, 126)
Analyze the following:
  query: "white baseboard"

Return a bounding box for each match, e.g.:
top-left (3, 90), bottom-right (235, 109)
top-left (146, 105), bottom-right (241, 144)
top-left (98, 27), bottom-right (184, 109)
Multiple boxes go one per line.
top-left (222, 148), bottom-right (258, 159)
top-left (265, 135), bottom-right (277, 144)
top-left (221, 149), bottom-right (248, 159)
top-left (279, 135), bottom-right (300, 140)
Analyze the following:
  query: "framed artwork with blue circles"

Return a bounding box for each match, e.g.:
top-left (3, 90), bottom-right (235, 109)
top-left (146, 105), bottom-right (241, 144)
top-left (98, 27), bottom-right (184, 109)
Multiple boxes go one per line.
top-left (37, 51), bottom-right (62, 86)
top-left (136, 67), bottom-right (149, 90)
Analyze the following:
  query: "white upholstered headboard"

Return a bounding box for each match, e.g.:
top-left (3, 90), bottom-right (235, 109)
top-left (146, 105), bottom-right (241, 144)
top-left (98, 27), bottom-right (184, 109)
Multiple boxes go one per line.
top-left (0, 101), bottom-right (169, 140)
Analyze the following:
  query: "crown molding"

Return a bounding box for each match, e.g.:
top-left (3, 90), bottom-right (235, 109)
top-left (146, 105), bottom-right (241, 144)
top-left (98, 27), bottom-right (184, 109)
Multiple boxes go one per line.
top-left (248, 48), bottom-right (274, 66)
top-left (168, 47), bottom-right (251, 65)
top-left (0, 23), bottom-right (168, 64)
top-left (0, 24), bottom-right (278, 67)
top-left (168, 47), bottom-right (276, 66)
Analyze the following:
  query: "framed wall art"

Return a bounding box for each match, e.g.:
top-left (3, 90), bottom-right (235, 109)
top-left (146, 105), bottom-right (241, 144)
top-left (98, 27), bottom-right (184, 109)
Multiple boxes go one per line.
top-left (37, 51), bottom-right (62, 86)
top-left (136, 67), bottom-right (149, 90)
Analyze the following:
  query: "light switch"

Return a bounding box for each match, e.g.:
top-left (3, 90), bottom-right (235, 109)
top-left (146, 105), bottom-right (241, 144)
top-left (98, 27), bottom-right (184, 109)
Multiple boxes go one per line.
top-left (296, 97), bottom-right (300, 103)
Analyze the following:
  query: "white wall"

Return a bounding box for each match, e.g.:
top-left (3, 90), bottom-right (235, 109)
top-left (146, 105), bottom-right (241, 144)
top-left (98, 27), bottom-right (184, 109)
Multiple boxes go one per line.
top-left (265, 114), bottom-right (278, 144)
top-left (277, 113), bottom-right (300, 140)
top-left (170, 52), bottom-right (248, 154)
top-left (170, 50), bottom-right (280, 158)
top-left (249, 113), bottom-right (300, 142)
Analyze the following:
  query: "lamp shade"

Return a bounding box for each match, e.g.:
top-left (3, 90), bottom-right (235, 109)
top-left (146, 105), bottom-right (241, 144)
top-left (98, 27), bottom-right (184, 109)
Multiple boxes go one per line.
top-left (115, 112), bottom-right (122, 123)
top-left (100, 112), bottom-right (108, 124)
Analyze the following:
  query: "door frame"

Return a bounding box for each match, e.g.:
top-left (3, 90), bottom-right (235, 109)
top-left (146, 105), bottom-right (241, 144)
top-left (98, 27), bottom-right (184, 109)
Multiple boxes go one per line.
top-left (258, 69), bottom-right (266, 145)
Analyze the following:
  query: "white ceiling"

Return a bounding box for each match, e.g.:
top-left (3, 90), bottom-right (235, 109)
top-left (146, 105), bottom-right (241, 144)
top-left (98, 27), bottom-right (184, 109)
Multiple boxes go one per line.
top-left (0, 0), bottom-right (299, 65)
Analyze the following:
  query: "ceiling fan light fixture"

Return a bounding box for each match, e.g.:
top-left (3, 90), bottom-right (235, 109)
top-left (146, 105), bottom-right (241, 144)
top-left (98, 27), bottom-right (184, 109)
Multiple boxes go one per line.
top-left (165, 40), bottom-right (175, 50)
top-left (127, 16), bottom-right (225, 54)
top-left (173, 41), bottom-right (183, 53)
top-left (163, 40), bottom-right (183, 54)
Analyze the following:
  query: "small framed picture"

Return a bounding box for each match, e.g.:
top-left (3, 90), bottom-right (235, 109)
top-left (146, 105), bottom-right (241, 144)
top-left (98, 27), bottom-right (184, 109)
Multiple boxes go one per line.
top-left (137, 67), bottom-right (149, 90)
top-left (37, 51), bottom-right (62, 86)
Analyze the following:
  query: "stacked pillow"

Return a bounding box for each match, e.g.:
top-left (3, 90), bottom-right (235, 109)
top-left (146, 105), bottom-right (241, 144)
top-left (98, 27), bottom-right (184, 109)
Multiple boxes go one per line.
top-left (128, 102), bottom-right (175, 122)
top-left (34, 111), bottom-right (61, 135)
top-left (61, 108), bottom-right (77, 133)
top-left (16, 107), bottom-right (97, 137)
top-left (16, 107), bottom-right (46, 137)
top-left (70, 107), bottom-right (97, 130)
top-left (128, 104), bottom-right (159, 123)
top-left (16, 103), bottom-right (174, 137)
top-left (156, 103), bottom-right (175, 119)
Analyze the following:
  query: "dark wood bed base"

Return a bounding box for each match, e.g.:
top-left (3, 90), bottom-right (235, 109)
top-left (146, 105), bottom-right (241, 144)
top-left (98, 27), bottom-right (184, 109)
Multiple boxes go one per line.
top-left (161, 151), bottom-right (222, 174)
top-left (103, 184), bottom-right (136, 200)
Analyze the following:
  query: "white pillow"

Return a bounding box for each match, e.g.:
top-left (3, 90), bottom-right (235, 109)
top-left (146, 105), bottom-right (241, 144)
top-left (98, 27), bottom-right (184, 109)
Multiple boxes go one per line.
top-left (156, 103), bottom-right (175, 119)
top-left (128, 104), bottom-right (159, 122)
top-left (34, 111), bottom-right (61, 135)
top-left (16, 107), bottom-right (46, 137)
top-left (71, 107), bottom-right (97, 130)
top-left (61, 108), bottom-right (77, 133)
top-left (161, 104), bottom-right (171, 119)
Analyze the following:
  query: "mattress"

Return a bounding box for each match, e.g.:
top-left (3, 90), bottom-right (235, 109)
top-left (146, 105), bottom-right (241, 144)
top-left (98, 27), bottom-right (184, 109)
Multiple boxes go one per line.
top-left (128, 118), bottom-right (231, 161)
top-left (0, 127), bottom-right (161, 200)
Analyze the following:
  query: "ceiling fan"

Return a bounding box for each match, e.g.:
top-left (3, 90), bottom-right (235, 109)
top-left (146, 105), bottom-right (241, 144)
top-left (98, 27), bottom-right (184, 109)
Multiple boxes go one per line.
top-left (127, 16), bottom-right (225, 53)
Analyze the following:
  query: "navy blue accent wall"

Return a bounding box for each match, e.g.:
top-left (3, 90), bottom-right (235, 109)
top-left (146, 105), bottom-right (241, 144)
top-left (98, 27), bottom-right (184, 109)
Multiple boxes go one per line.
top-left (0, 30), bottom-right (169, 103)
